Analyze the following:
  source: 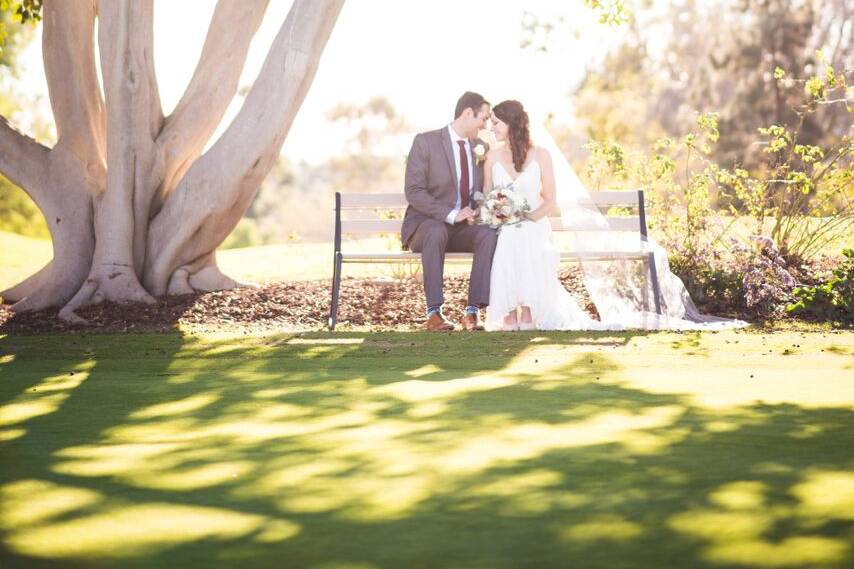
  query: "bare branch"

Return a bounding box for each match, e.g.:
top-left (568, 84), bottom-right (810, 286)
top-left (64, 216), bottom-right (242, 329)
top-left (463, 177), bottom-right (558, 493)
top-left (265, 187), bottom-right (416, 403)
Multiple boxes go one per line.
top-left (153, 0), bottom-right (270, 214)
top-left (42, 0), bottom-right (106, 161)
top-left (145, 0), bottom-right (345, 295)
top-left (0, 115), bottom-right (51, 200)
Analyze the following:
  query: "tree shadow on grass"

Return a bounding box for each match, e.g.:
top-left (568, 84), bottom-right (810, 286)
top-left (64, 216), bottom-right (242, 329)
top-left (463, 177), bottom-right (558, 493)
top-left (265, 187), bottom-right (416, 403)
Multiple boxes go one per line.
top-left (0, 330), bottom-right (852, 569)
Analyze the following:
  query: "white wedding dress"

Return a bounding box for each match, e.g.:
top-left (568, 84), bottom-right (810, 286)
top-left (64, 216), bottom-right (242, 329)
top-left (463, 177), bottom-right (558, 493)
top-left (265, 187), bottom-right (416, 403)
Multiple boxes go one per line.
top-left (484, 126), bottom-right (747, 331)
top-left (486, 159), bottom-right (618, 331)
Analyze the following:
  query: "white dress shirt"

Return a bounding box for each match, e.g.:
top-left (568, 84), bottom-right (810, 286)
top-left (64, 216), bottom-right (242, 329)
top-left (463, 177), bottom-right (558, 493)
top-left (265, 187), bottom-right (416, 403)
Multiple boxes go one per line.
top-left (445, 124), bottom-right (474, 225)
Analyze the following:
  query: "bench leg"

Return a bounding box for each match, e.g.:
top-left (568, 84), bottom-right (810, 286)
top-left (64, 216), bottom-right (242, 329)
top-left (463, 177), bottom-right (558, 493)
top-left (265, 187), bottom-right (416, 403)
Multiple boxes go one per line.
top-left (328, 252), bottom-right (343, 330)
top-left (641, 256), bottom-right (650, 312)
top-left (647, 251), bottom-right (662, 315)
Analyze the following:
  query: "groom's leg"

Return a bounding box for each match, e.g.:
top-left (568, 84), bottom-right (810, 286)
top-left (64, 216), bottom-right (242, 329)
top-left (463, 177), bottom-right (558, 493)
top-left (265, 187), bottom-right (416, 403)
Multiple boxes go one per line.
top-left (448, 224), bottom-right (498, 307)
top-left (409, 220), bottom-right (449, 308)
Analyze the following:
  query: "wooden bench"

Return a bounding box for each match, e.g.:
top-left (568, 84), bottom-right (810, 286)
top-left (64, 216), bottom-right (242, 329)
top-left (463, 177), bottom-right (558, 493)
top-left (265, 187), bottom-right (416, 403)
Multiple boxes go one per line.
top-left (328, 191), bottom-right (662, 329)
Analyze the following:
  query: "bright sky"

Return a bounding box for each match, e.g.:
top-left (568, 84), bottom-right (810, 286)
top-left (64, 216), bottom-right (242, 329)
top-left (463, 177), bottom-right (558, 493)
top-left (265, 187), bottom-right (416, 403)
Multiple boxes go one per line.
top-left (13, 0), bottom-right (620, 163)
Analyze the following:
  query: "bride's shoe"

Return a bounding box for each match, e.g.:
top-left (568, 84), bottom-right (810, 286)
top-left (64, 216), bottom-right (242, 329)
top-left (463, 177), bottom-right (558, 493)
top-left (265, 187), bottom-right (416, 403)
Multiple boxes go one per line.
top-left (500, 322), bottom-right (520, 332)
top-left (518, 320), bottom-right (536, 331)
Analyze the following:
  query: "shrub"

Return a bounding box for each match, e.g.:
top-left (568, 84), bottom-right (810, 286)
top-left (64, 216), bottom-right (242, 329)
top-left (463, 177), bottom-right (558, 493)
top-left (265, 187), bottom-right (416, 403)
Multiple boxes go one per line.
top-left (669, 235), bottom-right (796, 319)
top-left (787, 248), bottom-right (854, 323)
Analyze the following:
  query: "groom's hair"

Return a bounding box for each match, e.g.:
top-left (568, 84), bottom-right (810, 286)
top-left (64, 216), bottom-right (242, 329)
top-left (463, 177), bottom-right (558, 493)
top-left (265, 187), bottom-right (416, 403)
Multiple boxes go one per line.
top-left (454, 91), bottom-right (489, 119)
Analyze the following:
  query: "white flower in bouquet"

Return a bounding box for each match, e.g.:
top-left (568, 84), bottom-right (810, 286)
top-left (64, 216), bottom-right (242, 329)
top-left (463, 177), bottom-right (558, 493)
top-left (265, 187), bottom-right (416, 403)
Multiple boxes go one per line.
top-left (472, 184), bottom-right (532, 230)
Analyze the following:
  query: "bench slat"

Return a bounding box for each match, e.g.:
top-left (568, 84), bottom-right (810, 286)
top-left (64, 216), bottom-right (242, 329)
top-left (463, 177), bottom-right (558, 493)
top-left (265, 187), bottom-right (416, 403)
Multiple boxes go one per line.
top-left (339, 190), bottom-right (642, 209)
top-left (342, 251), bottom-right (650, 262)
top-left (341, 219), bottom-right (405, 233)
top-left (583, 190), bottom-right (642, 206)
top-left (581, 216), bottom-right (642, 232)
top-left (341, 216), bottom-right (643, 234)
top-left (340, 194), bottom-right (409, 208)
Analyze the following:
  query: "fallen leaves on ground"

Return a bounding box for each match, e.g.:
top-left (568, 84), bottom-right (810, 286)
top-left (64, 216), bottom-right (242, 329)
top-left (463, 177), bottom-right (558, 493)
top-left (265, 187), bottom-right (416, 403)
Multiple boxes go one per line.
top-left (0, 269), bottom-right (599, 334)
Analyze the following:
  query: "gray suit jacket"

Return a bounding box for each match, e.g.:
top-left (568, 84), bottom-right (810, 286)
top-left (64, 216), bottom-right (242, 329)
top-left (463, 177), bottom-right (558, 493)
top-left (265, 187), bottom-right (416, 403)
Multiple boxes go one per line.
top-left (401, 127), bottom-right (486, 248)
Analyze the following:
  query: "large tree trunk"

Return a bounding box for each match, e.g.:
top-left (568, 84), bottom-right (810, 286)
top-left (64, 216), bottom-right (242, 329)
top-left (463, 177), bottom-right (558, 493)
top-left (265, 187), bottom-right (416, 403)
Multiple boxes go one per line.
top-left (59, 0), bottom-right (162, 323)
top-left (1, 0), bottom-right (100, 314)
top-left (0, 0), bottom-right (345, 322)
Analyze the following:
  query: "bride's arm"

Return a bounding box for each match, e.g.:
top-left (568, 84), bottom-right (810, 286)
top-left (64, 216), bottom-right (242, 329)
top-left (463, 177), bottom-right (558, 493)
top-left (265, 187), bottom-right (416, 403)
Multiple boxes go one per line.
top-left (528, 147), bottom-right (557, 222)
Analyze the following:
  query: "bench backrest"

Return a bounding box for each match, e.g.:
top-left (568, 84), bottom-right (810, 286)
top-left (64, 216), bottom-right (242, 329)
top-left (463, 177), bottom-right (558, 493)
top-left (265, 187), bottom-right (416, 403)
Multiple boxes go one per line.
top-left (334, 190), bottom-right (650, 245)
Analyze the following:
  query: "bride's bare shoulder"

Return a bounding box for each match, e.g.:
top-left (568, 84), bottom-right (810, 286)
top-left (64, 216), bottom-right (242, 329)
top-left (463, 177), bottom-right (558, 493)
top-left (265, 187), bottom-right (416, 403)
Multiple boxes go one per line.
top-left (533, 146), bottom-right (553, 164)
top-left (485, 147), bottom-right (503, 162)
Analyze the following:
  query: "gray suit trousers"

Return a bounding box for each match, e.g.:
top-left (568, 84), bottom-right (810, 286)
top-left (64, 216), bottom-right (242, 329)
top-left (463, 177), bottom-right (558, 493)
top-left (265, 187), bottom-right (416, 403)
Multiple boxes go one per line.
top-left (409, 219), bottom-right (498, 308)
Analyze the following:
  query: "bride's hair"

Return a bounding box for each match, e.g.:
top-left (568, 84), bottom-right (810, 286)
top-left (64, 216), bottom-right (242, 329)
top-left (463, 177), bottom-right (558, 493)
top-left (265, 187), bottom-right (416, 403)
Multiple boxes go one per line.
top-left (493, 100), bottom-right (531, 173)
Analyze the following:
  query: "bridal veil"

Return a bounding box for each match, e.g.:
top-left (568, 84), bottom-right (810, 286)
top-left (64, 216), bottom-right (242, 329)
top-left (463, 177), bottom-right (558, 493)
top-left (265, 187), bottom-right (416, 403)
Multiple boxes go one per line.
top-left (530, 121), bottom-right (747, 330)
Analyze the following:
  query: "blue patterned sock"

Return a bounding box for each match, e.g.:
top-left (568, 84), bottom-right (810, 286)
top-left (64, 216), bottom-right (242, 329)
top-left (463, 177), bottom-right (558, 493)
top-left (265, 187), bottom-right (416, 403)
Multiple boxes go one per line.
top-left (464, 305), bottom-right (479, 315)
top-left (426, 305), bottom-right (442, 317)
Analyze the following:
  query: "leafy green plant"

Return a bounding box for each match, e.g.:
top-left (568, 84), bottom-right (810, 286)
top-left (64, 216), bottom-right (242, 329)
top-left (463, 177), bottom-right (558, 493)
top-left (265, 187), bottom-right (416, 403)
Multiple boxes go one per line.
top-left (714, 54), bottom-right (853, 260)
top-left (787, 248), bottom-right (854, 323)
top-left (585, 111), bottom-right (729, 258)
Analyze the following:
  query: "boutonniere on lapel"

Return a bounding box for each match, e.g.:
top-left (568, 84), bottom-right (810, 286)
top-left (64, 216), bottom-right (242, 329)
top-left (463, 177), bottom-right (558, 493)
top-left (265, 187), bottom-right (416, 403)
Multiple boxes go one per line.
top-left (472, 142), bottom-right (488, 166)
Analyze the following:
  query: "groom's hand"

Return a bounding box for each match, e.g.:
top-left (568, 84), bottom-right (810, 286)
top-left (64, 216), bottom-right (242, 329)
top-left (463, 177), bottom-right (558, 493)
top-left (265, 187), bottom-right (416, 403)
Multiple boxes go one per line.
top-left (454, 207), bottom-right (475, 224)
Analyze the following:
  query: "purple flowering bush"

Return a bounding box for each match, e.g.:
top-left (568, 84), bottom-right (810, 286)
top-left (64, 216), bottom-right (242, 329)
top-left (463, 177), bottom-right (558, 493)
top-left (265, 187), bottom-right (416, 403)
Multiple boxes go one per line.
top-left (667, 234), bottom-right (801, 319)
top-left (738, 236), bottom-right (797, 313)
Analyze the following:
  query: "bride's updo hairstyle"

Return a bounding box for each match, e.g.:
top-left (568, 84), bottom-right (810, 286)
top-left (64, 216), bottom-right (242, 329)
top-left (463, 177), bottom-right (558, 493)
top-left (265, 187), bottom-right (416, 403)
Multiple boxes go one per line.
top-left (493, 100), bottom-right (531, 173)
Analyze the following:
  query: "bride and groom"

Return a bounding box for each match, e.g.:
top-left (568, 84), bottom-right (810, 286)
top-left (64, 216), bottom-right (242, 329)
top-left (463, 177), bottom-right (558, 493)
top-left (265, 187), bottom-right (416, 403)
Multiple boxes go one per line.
top-left (402, 91), bottom-right (743, 332)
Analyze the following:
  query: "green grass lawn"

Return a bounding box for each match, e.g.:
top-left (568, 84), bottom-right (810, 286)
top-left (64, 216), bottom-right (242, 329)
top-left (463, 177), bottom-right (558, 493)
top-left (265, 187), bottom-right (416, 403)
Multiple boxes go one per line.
top-left (1, 330), bottom-right (852, 568)
top-left (0, 231), bottom-right (53, 293)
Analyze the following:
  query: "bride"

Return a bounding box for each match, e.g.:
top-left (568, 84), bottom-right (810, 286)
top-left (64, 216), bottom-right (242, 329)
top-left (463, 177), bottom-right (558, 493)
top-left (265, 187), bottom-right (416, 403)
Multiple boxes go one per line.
top-left (483, 100), bottom-right (608, 331)
top-left (481, 99), bottom-right (745, 331)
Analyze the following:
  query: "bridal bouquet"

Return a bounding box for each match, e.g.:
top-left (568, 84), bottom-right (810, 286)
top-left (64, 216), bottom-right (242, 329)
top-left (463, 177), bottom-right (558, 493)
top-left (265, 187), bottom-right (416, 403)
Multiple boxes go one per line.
top-left (472, 184), bottom-right (532, 230)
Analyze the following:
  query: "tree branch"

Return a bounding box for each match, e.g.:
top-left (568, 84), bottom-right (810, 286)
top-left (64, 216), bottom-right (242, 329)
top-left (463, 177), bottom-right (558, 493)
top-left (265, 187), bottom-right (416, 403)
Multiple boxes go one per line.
top-left (0, 114), bottom-right (51, 198)
top-left (145, 0), bottom-right (344, 295)
top-left (42, 0), bottom-right (106, 163)
top-left (153, 0), bottom-right (270, 215)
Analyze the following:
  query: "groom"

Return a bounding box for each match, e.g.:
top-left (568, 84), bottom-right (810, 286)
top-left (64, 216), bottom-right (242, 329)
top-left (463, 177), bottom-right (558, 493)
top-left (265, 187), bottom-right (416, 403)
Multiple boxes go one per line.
top-left (402, 91), bottom-right (497, 331)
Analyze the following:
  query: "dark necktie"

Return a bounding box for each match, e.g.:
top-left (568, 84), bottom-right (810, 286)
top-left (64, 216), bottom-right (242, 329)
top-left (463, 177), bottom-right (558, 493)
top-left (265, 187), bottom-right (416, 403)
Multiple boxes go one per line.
top-left (457, 140), bottom-right (470, 208)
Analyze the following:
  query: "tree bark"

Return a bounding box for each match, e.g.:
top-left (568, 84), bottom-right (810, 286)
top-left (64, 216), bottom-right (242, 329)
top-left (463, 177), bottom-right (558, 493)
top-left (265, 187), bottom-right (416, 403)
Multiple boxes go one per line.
top-left (0, 115), bottom-right (50, 198)
top-left (43, 0), bottom-right (105, 160)
top-left (145, 0), bottom-right (344, 295)
top-left (152, 0), bottom-right (270, 218)
top-left (1, 0), bottom-right (345, 319)
top-left (59, 0), bottom-right (161, 321)
top-left (166, 251), bottom-right (247, 296)
top-left (0, 0), bottom-right (102, 314)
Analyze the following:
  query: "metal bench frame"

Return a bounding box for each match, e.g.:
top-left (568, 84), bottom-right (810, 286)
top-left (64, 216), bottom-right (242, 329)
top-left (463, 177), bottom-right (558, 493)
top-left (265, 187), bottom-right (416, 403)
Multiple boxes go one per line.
top-left (329, 191), bottom-right (661, 329)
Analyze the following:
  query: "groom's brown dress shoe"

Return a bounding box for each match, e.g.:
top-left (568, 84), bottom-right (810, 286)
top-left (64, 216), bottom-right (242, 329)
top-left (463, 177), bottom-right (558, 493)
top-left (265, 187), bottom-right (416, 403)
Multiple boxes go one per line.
top-left (461, 312), bottom-right (485, 331)
top-left (424, 312), bottom-right (455, 331)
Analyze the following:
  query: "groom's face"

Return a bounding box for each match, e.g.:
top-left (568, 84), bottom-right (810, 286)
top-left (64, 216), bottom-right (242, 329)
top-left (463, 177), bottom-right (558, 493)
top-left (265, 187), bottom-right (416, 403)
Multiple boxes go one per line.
top-left (467, 104), bottom-right (490, 137)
